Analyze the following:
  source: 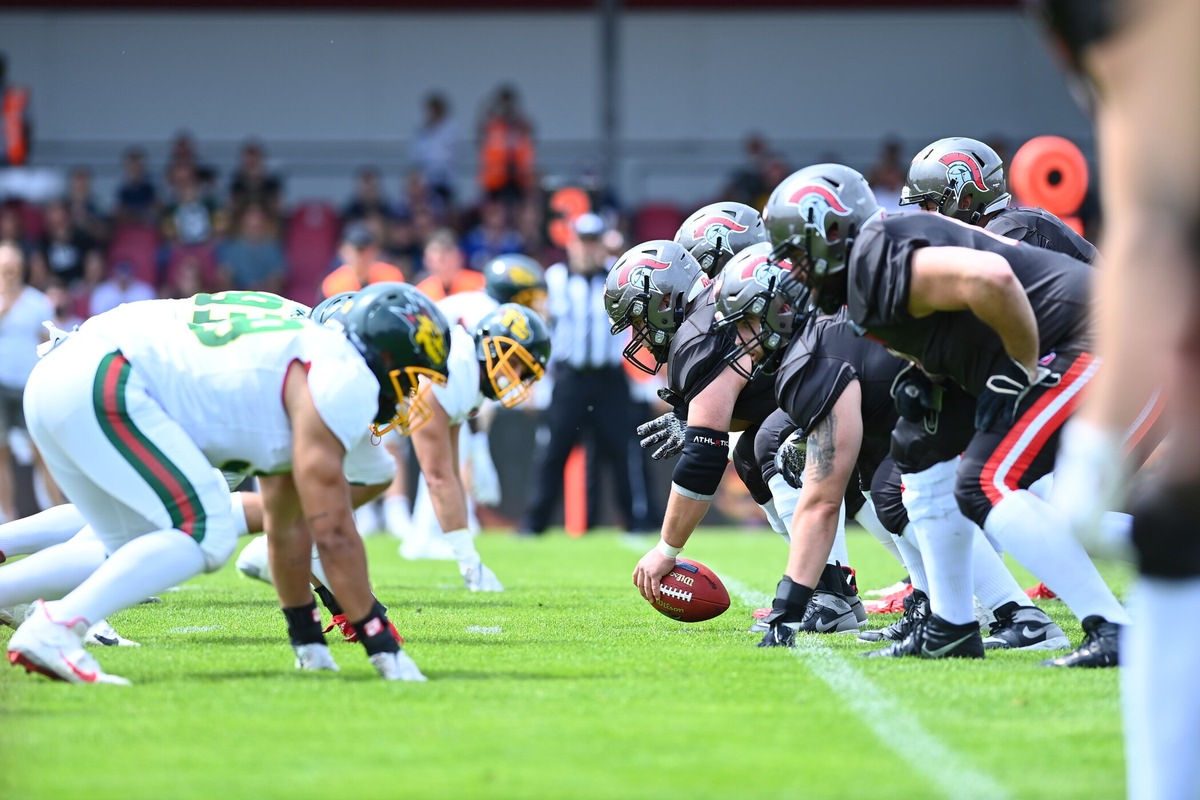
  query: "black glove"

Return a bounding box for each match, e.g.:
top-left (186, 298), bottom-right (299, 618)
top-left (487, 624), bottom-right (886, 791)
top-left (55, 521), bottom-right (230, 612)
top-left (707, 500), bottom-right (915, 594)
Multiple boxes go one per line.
top-left (774, 434), bottom-right (806, 489)
top-left (637, 411), bottom-right (686, 460)
top-left (975, 356), bottom-right (1060, 433)
top-left (890, 362), bottom-right (939, 423)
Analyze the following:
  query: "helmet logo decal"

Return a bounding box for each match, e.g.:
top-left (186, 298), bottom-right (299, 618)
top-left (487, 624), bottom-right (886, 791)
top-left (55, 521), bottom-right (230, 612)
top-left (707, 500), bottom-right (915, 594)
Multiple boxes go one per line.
top-left (499, 306), bottom-right (531, 340)
top-left (691, 216), bottom-right (749, 254)
top-left (412, 313), bottom-right (447, 366)
top-left (938, 151), bottom-right (988, 194)
top-left (508, 266), bottom-right (537, 286)
top-left (615, 257), bottom-right (672, 291)
top-left (786, 185), bottom-right (850, 232)
top-left (737, 254), bottom-right (778, 288)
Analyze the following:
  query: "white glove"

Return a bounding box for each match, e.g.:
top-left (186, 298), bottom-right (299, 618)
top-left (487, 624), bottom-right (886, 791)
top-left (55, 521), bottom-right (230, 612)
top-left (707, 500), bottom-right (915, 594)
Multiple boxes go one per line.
top-left (1050, 418), bottom-right (1131, 560)
top-left (467, 431), bottom-right (501, 506)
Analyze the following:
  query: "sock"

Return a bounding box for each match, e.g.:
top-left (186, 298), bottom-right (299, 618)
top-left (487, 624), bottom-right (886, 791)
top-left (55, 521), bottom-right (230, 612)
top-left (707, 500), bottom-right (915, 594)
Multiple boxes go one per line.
top-left (763, 575), bottom-right (814, 625)
top-left (309, 544), bottom-right (330, 588)
top-left (984, 490), bottom-right (1131, 625)
top-left (769, 471), bottom-right (848, 565)
top-left (855, 496), bottom-right (905, 568)
top-left (314, 585), bottom-right (344, 616)
top-left (229, 493), bottom-right (250, 538)
top-left (894, 526), bottom-right (929, 594)
top-left (829, 505), bottom-right (849, 569)
top-left (445, 528), bottom-right (478, 563)
top-left (758, 498), bottom-right (789, 541)
top-left (353, 600), bottom-right (400, 656)
top-left (0, 504), bottom-right (88, 558)
top-left (282, 600), bottom-right (326, 646)
top-left (970, 527), bottom-right (1031, 611)
top-left (816, 563), bottom-right (850, 596)
top-left (1123, 576), bottom-right (1200, 800)
top-left (902, 459), bottom-right (975, 625)
top-left (0, 535), bottom-right (108, 607)
top-left (54, 529), bottom-right (206, 625)
top-left (382, 494), bottom-right (412, 538)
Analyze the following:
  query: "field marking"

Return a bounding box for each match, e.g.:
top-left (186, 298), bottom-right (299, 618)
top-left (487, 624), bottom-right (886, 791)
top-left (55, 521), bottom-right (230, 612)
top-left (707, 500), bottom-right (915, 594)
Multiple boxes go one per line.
top-left (169, 625), bottom-right (221, 633)
top-left (616, 538), bottom-right (1008, 800)
top-left (722, 575), bottom-right (1011, 800)
top-left (466, 625), bottom-right (502, 634)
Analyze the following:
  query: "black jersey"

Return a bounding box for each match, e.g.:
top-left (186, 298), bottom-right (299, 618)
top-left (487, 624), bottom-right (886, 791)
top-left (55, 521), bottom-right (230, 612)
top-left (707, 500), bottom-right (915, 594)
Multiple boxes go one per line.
top-left (985, 206), bottom-right (1099, 264)
top-left (847, 213), bottom-right (1093, 396)
top-left (665, 283), bottom-right (778, 425)
top-left (775, 310), bottom-right (905, 454)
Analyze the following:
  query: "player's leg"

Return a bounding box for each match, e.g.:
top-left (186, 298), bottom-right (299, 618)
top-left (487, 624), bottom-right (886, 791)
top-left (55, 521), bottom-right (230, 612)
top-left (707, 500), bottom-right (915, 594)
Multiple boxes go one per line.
top-left (521, 374), bottom-right (589, 533)
top-left (0, 503), bottom-right (88, 560)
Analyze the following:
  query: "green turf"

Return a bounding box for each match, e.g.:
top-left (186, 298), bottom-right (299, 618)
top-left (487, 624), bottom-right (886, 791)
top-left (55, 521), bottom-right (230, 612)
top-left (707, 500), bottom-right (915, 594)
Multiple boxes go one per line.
top-left (0, 528), bottom-right (1132, 800)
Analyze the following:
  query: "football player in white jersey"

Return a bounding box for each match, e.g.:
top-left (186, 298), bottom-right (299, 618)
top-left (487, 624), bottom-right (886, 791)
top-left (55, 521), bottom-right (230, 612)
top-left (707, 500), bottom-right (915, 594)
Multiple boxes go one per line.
top-left (5, 283), bottom-right (450, 684)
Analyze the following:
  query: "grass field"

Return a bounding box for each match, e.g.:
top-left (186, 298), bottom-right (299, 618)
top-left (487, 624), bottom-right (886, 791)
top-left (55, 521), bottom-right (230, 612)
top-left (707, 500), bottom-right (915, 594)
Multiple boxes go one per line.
top-left (0, 527), bottom-right (1133, 800)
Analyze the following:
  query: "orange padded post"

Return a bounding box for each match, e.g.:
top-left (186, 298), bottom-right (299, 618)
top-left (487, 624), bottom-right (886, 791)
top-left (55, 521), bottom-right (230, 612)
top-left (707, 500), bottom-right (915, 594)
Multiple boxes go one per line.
top-left (564, 444), bottom-right (587, 537)
top-left (1010, 135), bottom-right (1089, 235)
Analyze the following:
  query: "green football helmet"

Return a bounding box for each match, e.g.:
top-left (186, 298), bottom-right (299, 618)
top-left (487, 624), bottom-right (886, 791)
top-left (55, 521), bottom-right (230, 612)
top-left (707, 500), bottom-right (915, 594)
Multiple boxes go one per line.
top-left (474, 303), bottom-right (552, 409)
top-left (483, 254), bottom-right (548, 317)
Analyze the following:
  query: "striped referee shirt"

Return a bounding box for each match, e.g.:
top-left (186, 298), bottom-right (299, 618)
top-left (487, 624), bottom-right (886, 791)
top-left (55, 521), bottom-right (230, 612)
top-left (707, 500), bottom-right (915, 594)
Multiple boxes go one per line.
top-left (545, 261), bottom-right (624, 370)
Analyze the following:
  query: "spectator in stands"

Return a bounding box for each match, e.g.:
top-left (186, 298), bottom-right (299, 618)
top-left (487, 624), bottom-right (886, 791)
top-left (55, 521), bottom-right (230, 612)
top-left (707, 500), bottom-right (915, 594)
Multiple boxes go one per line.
top-left (44, 283), bottom-right (82, 331)
top-left (29, 199), bottom-right (102, 292)
top-left (162, 163), bottom-right (225, 260)
top-left (114, 147), bottom-right (159, 226)
top-left (0, 203), bottom-right (29, 254)
top-left (0, 53), bottom-right (32, 167)
top-left (411, 92), bottom-right (458, 208)
top-left (477, 84), bottom-right (536, 206)
top-left (65, 166), bottom-right (109, 246)
top-left (343, 167), bottom-right (392, 224)
top-left (229, 139), bottom-right (284, 225)
top-left (89, 259), bottom-right (155, 317)
top-left (462, 198), bottom-right (525, 271)
top-left (167, 130), bottom-right (218, 200)
top-left (866, 136), bottom-right (908, 213)
top-left (394, 168), bottom-right (446, 226)
top-left (723, 132), bottom-right (772, 207)
top-left (415, 228), bottom-right (483, 301)
top-left (217, 203), bottom-right (286, 294)
top-left (318, 221), bottom-right (406, 300)
top-left (160, 250), bottom-right (214, 300)
top-left (0, 242), bottom-right (54, 523)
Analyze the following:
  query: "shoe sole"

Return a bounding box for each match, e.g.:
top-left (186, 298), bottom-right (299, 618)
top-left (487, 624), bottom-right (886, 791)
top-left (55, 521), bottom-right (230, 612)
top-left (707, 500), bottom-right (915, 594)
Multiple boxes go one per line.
top-left (983, 635), bottom-right (1072, 651)
top-left (9, 649), bottom-right (72, 683)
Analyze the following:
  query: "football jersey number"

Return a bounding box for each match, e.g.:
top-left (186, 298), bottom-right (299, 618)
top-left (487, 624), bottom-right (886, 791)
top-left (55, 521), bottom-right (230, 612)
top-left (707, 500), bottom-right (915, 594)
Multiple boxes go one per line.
top-left (188, 291), bottom-right (302, 325)
top-left (191, 317), bottom-right (306, 347)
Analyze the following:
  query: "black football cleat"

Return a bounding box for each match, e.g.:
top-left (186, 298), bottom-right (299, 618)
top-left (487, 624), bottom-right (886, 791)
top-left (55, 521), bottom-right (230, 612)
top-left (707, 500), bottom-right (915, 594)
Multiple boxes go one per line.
top-left (796, 591), bottom-right (861, 634)
top-left (858, 589), bottom-right (928, 643)
top-left (757, 623), bottom-right (797, 648)
top-left (1040, 615), bottom-right (1120, 668)
top-left (982, 601), bottom-right (1070, 651)
top-left (861, 613), bottom-right (985, 660)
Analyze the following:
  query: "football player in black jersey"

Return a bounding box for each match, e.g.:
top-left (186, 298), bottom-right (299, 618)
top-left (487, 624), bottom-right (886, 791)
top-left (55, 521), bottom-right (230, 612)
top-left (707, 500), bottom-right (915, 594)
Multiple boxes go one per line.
top-left (1034, 1), bottom-right (1200, 796)
top-left (764, 163), bottom-right (1130, 663)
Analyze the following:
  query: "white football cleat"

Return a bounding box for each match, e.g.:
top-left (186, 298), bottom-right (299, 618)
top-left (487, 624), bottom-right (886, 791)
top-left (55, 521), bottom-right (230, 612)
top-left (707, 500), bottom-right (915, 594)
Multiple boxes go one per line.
top-left (7, 601), bottom-right (131, 685)
top-left (369, 649), bottom-right (427, 682)
top-left (0, 601), bottom-right (35, 629)
top-left (459, 560), bottom-right (504, 592)
top-left (293, 643), bottom-right (339, 671)
top-left (85, 619), bottom-right (140, 647)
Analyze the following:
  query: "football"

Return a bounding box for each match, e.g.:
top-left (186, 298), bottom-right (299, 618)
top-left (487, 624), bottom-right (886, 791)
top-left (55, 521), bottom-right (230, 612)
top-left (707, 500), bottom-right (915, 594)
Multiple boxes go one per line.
top-left (649, 559), bottom-right (731, 623)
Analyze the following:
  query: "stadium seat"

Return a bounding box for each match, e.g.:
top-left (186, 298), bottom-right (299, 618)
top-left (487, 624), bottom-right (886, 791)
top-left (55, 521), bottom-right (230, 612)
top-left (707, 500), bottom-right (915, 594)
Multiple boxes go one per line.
top-left (632, 202), bottom-right (686, 242)
top-left (107, 222), bottom-right (161, 286)
top-left (284, 201), bottom-right (341, 304)
top-left (12, 200), bottom-right (44, 242)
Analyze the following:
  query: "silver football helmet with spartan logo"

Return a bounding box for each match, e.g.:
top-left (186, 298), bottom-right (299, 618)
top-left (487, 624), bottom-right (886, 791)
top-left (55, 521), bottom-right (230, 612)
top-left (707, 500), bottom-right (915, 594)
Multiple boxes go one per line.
top-left (604, 239), bottom-right (705, 375)
top-left (712, 242), bottom-right (806, 380)
top-left (674, 202), bottom-right (769, 279)
top-left (900, 136), bottom-right (1012, 223)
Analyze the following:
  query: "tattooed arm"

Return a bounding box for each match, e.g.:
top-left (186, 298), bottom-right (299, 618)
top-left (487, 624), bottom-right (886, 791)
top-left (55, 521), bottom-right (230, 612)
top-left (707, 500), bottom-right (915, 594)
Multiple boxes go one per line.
top-left (783, 381), bottom-right (864, 588)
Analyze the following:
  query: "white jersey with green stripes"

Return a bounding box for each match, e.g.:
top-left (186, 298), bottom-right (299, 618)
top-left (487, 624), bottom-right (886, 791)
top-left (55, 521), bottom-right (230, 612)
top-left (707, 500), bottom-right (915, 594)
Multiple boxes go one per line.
top-left (78, 294), bottom-right (379, 477)
top-left (436, 290), bottom-right (497, 334)
top-left (429, 325), bottom-right (485, 427)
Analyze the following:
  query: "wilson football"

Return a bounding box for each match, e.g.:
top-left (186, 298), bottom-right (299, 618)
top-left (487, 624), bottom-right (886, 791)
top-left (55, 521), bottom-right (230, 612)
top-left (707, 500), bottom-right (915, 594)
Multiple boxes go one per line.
top-left (649, 558), bottom-right (730, 622)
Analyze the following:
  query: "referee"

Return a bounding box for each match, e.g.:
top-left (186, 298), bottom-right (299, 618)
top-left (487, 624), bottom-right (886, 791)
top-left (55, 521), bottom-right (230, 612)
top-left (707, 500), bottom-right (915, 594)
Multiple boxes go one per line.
top-left (521, 213), bottom-right (645, 534)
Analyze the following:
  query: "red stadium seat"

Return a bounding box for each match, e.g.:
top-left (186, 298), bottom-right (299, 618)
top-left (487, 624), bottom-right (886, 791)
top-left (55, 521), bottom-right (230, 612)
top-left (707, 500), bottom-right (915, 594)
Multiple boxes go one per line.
top-left (12, 200), bottom-right (44, 242)
top-left (632, 202), bottom-right (686, 242)
top-left (284, 201), bottom-right (341, 304)
top-left (107, 222), bottom-right (160, 286)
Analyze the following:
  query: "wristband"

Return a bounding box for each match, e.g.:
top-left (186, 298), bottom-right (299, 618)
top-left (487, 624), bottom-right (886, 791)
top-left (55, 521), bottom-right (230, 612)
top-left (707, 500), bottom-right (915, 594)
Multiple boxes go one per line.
top-left (656, 539), bottom-right (683, 559)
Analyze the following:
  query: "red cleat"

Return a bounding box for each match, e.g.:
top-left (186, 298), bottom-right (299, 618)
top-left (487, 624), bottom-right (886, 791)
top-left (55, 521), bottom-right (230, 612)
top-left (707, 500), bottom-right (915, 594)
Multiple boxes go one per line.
top-left (323, 614), bottom-right (404, 644)
top-left (1025, 582), bottom-right (1058, 600)
top-left (865, 583), bottom-right (914, 614)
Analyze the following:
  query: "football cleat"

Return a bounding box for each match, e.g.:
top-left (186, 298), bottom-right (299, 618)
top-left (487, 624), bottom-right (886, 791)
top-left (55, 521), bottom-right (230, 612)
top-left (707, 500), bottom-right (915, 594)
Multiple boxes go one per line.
top-left (1040, 615), bottom-right (1120, 668)
top-left (0, 601), bottom-right (35, 629)
top-left (85, 619), bottom-right (140, 647)
top-left (865, 582), bottom-right (914, 614)
top-left (756, 623), bottom-right (798, 648)
top-left (7, 601), bottom-right (131, 685)
top-left (460, 560), bottom-right (504, 592)
top-left (796, 591), bottom-right (861, 634)
top-left (323, 614), bottom-right (403, 645)
top-left (293, 643), bottom-right (340, 671)
top-left (863, 577), bottom-right (911, 599)
top-left (982, 602), bottom-right (1070, 651)
top-left (858, 589), bottom-right (929, 643)
top-left (861, 613), bottom-right (985, 660)
top-left (369, 649), bottom-right (427, 681)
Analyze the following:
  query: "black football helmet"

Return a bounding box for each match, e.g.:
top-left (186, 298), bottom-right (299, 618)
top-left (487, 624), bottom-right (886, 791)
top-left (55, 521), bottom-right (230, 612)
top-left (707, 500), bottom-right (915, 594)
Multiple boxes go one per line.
top-left (310, 291), bottom-right (356, 324)
top-left (674, 202), bottom-right (769, 278)
top-left (604, 240), bottom-right (705, 375)
top-left (338, 282), bottom-right (451, 435)
top-left (711, 242), bottom-right (807, 380)
top-left (762, 164), bottom-right (882, 314)
top-left (483, 254), bottom-right (548, 317)
top-left (474, 303), bottom-right (552, 408)
top-left (900, 137), bottom-right (1011, 223)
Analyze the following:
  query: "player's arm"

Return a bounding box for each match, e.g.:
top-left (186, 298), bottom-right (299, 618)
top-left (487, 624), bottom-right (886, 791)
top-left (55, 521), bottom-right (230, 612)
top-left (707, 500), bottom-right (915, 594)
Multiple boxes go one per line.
top-left (634, 365), bottom-right (744, 601)
top-left (908, 246), bottom-right (1040, 376)
top-left (408, 393), bottom-right (469, 532)
top-left (783, 381), bottom-right (862, 588)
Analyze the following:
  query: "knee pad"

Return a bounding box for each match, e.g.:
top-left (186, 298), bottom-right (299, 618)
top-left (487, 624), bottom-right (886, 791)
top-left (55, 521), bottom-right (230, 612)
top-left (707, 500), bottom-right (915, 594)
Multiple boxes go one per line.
top-left (902, 458), bottom-right (962, 523)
